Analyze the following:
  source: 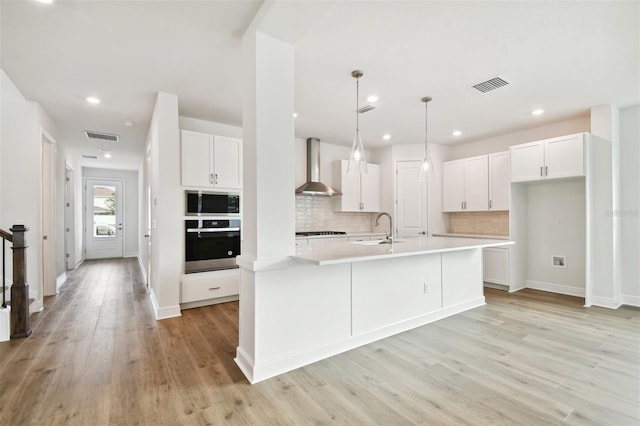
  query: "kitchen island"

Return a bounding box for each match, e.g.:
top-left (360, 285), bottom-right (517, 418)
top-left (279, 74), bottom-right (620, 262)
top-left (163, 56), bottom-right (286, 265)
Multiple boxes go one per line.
top-left (235, 236), bottom-right (513, 383)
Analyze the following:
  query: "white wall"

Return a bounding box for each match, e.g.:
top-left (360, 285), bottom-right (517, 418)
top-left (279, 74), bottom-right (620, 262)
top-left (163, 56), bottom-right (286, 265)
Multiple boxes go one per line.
top-left (147, 92), bottom-right (181, 319)
top-left (0, 69), bottom-right (58, 308)
top-left (619, 105), bottom-right (640, 304)
top-left (524, 179), bottom-right (586, 292)
top-left (449, 116), bottom-right (590, 160)
top-left (82, 167), bottom-right (139, 258)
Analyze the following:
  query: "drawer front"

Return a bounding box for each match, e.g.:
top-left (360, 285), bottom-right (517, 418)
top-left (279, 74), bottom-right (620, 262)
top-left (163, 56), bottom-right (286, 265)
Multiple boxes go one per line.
top-left (181, 270), bottom-right (239, 303)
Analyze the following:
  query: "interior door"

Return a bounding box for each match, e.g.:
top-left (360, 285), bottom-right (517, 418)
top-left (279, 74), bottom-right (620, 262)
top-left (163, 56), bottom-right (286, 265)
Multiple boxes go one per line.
top-left (64, 165), bottom-right (76, 270)
top-left (85, 179), bottom-right (124, 259)
top-left (41, 132), bottom-right (56, 296)
top-left (396, 161), bottom-right (428, 238)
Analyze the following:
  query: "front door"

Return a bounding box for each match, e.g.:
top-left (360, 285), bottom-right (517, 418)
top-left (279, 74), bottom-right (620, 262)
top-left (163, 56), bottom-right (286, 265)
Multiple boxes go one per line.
top-left (85, 179), bottom-right (124, 259)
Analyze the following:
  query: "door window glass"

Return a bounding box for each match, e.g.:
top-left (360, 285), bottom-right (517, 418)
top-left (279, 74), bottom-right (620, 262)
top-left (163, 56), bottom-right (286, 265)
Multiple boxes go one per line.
top-left (93, 185), bottom-right (116, 238)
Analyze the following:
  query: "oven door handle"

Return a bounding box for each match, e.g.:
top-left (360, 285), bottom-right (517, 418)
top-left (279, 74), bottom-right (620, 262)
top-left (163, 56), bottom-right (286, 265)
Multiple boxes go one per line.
top-left (186, 227), bottom-right (240, 233)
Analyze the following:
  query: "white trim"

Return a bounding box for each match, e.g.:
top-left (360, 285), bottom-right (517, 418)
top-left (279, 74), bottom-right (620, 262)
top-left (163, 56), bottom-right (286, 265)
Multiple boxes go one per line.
top-left (149, 287), bottom-right (181, 320)
top-left (124, 251), bottom-right (138, 258)
top-left (0, 306), bottom-right (10, 342)
top-left (236, 255), bottom-right (293, 272)
top-left (590, 296), bottom-right (622, 309)
top-left (621, 294), bottom-right (640, 307)
top-left (56, 272), bottom-right (67, 292)
top-left (30, 299), bottom-right (44, 314)
top-left (242, 297), bottom-right (485, 384)
top-left (137, 256), bottom-right (147, 285)
top-left (525, 280), bottom-right (585, 297)
top-left (180, 294), bottom-right (239, 310)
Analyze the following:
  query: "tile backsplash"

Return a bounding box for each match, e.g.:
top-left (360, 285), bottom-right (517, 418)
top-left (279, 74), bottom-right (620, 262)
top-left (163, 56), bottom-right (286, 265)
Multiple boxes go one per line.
top-left (296, 196), bottom-right (376, 233)
top-left (448, 211), bottom-right (509, 236)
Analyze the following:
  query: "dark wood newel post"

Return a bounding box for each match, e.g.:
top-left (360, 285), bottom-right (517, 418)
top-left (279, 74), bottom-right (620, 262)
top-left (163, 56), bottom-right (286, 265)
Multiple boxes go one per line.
top-left (10, 225), bottom-right (31, 339)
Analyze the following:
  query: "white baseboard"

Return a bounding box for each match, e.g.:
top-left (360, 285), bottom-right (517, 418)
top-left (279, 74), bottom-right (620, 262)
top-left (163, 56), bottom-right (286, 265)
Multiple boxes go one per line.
top-left (125, 251), bottom-right (138, 258)
top-left (242, 296), bottom-right (485, 384)
top-left (525, 280), bottom-right (585, 297)
top-left (590, 295), bottom-right (623, 309)
top-left (137, 256), bottom-right (147, 285)
top-left (30, 299), bottom-right (44, 314)
top-left (621, 294), bottom-right (640, 307)
top-left (0, 306), bottom-right (10, 342)
top-left (56, 272), bottom-right (67, 292)
top-left (149, 288), bottom-right (181, 320)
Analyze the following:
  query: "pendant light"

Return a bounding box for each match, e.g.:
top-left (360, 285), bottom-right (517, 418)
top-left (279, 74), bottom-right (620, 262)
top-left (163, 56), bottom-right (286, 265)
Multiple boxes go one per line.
top-left (348, 70), bottom-right (368, 174)
top-left (418, 96), bottom-right (433, 182)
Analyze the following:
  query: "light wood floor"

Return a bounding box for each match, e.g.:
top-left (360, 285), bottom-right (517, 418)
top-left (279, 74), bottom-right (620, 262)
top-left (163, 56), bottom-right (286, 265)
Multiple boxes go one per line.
top-left (0, 258), bottom-right (638, 425)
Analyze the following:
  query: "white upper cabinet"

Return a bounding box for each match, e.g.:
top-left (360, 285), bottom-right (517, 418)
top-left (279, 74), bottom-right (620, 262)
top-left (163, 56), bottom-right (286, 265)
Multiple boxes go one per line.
top-left (488, 151), bottom-right (510, 211)
top-left (510, 133), bottom-right (584, 183)
top-left (181, 130), bottom-right (242, 189)
top-left (334, 160), bottom-right (381, 212)
top-left (442, 155), bottom-right (488, 212)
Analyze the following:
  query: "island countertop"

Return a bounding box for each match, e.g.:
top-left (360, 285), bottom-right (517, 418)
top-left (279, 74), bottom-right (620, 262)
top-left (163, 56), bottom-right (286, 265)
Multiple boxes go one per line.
top-left (294, 236), bottom-right (514, 265)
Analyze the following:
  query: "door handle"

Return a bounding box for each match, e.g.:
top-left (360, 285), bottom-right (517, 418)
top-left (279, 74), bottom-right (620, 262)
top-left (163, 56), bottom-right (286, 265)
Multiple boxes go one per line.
top-left (419, 231), bottom-right (426, 235)
top-left (43, 235), bottom-right (48, 240)
top-left (144, 234), bottom-right (150, 238)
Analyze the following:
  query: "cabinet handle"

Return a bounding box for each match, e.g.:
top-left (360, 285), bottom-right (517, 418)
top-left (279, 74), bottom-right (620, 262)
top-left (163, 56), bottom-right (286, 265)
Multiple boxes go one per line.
top-left (461, 201), bottom-right (464, 210)
top-left (214, 173), bottom-right (218, 184)
top-left (209, 173), bottom-right (214, 184)
top-left (540, 166), bottom-right (543, 177)
top-left (489, 200), bottom-right (492, 209)
top-left (208, 286), bottom-right (221, 291)
top-left (545, 166), bottom-right (548, 176)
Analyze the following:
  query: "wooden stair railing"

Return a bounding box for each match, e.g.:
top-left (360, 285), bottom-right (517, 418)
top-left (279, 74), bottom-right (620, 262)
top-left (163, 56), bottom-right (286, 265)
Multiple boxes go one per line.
top-left (1, 225), bottom-right (31, 339)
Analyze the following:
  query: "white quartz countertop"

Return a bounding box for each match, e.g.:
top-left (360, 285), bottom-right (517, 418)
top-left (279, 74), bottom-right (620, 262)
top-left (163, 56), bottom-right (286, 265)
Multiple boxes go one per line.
top-left (294, 236), bottom-right (514, 265)
top-left (432, 232), bottom-right (510, 240)
top-left (296, 232), bottom-right (386, 240)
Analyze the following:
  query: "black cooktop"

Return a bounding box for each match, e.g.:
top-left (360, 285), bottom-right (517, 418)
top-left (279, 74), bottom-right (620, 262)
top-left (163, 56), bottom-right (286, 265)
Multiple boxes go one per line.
top-left (295, 231), bottom-right (347, 237)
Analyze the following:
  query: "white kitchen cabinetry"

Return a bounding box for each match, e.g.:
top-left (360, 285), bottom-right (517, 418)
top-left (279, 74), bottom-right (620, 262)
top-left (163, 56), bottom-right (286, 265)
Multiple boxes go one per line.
top-left (488, 151), bottom-right (510, 211)
top-left (181, 130), bottom-right (242, 189)
top-left (443, 155), bottom-right (489, 212)
top-left (181, 268), bottom-right (239, 309)
top-left (510, 133), bottom-right (584, 183)
top-left (333, 160), bottom-right (381, 212)
top-left (483, 247), bottom-right (510, 286)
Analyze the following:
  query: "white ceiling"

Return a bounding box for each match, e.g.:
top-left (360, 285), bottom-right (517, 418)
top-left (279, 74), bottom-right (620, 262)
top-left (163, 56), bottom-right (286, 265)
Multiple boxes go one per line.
top-left (2, 1), bottom-right (638, 170)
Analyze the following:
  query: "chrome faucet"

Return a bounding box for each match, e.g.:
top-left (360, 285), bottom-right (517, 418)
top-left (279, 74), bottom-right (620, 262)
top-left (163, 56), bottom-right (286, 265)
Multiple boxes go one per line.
top-left (375, 212), bottom-right (393, 241)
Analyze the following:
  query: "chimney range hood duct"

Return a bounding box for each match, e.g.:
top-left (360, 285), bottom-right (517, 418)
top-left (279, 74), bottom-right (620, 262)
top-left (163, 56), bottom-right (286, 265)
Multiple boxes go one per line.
top-left (295, 138), bottom-right (342, 197)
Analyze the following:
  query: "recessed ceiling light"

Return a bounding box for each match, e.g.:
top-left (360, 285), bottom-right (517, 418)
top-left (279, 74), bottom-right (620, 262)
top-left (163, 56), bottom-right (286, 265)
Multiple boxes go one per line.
top-left (293, 112), bottom-right (298, 118)
top-left (35, 0), bottom-right (54, 4)
top-left (366, 95), bottom-right (379, 103)
top-left (99, 149), bottom-right (113, 159)
top-left (86, 96), bottom-right (101, 104)
top-left (452, 130), bottom-right (462, 137)
top-left (382, 134), bottom-right (391, 141)
top-left (124, 120), bottom-right (134, 127)
top-left (531, 108), bottom-right (544, 116)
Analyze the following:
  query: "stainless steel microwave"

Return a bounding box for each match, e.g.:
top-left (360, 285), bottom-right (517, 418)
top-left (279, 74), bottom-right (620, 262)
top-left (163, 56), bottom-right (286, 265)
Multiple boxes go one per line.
top-left (185, 191), bottom-right (240, 216)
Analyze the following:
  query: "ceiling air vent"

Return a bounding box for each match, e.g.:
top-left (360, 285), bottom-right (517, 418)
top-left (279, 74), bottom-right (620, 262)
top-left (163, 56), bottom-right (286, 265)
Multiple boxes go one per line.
top-left (84, 130), bottom-right (119, 142)
top-left (357, 105), bottom-right (376, 113)
top-left (82, 154), bottom-right (98, 159)
top-left (471, 76), bottom-right (510, 93)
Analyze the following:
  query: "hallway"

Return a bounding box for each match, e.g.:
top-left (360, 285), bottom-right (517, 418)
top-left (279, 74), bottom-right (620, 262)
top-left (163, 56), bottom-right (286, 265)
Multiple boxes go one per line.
top-left (0, 258), bottom-right (638, 425)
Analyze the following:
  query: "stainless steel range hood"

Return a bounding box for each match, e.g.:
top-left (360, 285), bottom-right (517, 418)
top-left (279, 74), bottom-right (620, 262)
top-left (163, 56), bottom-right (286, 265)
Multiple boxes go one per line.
top-left (295, 138), bottom-right (342, 197)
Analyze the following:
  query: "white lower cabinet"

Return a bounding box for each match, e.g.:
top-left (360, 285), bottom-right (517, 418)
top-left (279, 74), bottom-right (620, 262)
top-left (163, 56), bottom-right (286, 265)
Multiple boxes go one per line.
top-left (483, 247), bottom-right (510, 286)
top-left (181, 268), bottom-right (239, 308)
top-left (351, 254), bottom-right (442, 335)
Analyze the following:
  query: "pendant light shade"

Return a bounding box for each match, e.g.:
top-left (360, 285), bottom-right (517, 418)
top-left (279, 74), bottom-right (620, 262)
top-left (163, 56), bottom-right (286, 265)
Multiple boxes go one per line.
top-left (348, 70), bottom-right (368, 174)
top-left (418, 96), bottom-right (433, 182)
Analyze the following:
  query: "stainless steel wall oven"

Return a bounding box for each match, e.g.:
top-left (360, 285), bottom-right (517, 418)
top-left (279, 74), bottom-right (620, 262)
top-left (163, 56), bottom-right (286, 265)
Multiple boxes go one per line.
top-left (185, 219), bottom-right (241, 273)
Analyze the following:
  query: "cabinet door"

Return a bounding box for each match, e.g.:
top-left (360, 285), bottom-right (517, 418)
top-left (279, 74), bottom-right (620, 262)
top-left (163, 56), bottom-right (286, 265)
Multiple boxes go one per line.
top-left (544, 133), bottom-right (584, 179)
top-left (463, 155), bottom-right (489, 211)
top-left (396, 161), bottom-right (428, 237)
top-left (510, 141), bottom-right (544, 183)
top-left (488, 151), bottom-right (510, 211)
top-left (213, 136), bottom-right (242, 189)
top-left (334, 160), bottom-right (363, 212)
top-left (483, 247), bottom-right (509, 285)
top-left (442, 160), bottom-right (465, 212)
top-left (181, 130), bottom-right (213, 187)
top-left (361, 163), bottom-right (381, 212)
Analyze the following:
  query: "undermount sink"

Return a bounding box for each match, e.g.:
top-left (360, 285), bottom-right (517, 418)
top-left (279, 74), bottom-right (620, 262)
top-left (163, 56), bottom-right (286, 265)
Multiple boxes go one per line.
top-left (349, 239), bottom-right (404, 245)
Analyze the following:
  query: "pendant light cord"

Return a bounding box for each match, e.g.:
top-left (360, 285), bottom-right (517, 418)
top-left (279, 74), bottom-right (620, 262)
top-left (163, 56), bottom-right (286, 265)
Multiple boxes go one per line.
top-left (355, 76), bottom-right (360, 133)
top-left (424, 100), bottom-right (428, 154)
